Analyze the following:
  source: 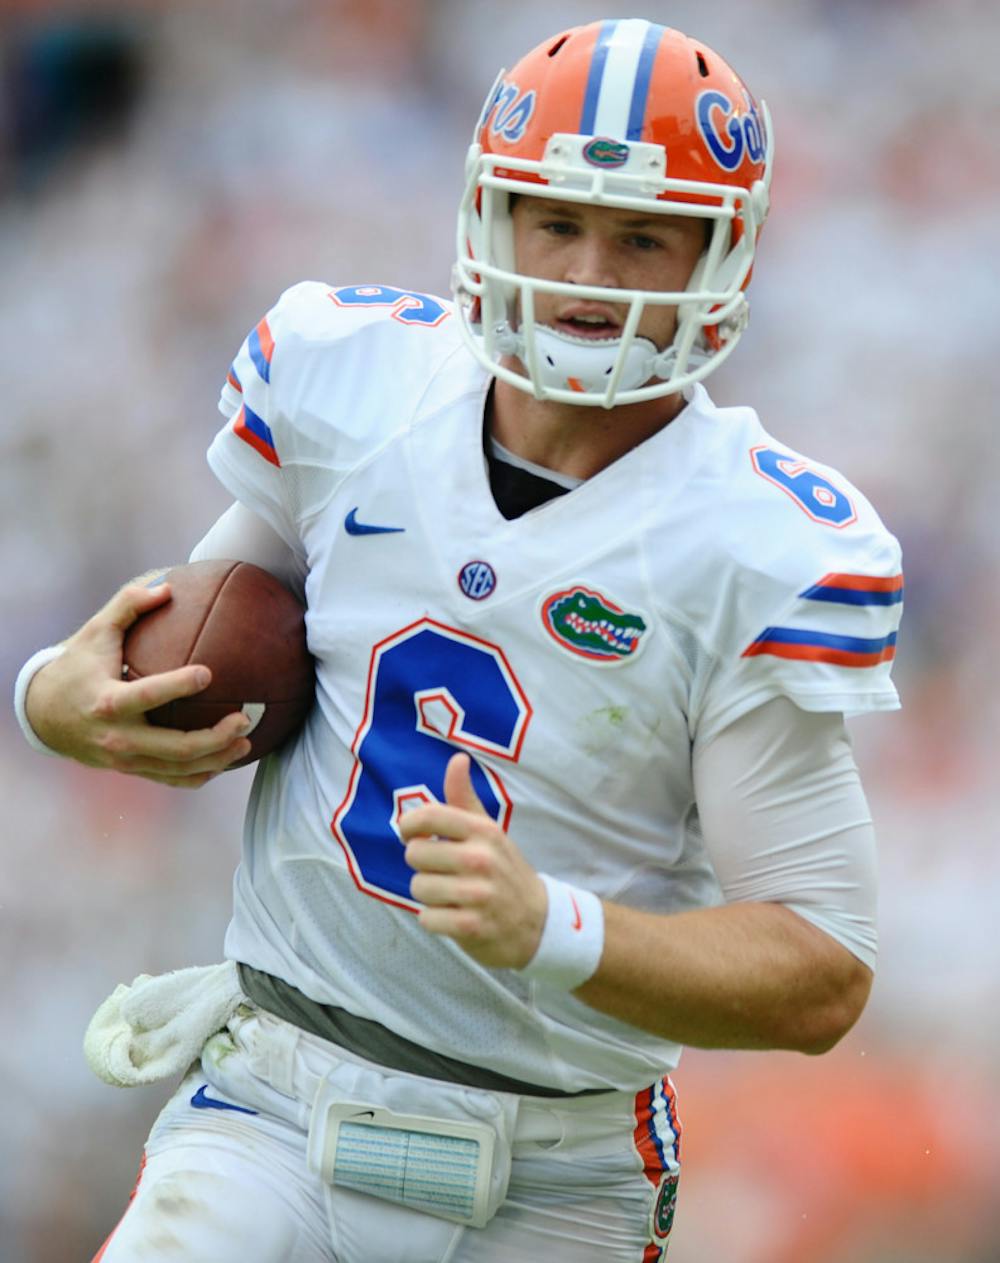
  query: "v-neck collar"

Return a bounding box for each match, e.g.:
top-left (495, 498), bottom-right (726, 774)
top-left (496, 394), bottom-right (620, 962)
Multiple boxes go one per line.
top-left (404, 380), bottom-right (717, 618)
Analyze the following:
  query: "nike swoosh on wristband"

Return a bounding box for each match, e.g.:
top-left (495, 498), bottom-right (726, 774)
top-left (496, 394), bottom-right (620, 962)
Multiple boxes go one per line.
top-left (190, 1084), bottom-right (259, 1115)
top-left (570, 893), bottom-right (583, 931)
top-left (344, 507), bottom-right (405, 536)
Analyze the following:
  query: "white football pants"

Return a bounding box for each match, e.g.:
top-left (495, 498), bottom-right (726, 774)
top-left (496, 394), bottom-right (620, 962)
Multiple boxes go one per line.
top-left (92, 1007), bottom-right (681, 1263)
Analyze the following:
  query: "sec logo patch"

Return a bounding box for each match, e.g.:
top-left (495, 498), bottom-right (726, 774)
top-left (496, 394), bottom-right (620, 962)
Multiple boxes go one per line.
top-left (457, 560), bottom-right (497, 600)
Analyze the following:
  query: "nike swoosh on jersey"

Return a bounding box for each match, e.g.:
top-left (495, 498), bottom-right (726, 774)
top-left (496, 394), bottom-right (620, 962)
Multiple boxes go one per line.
top-left (190, 1084), bottom-right (259, 1115)
top-left (570, 893), bottom-right (582, 931)
top-left (345, 507), bottom-right (405, 536)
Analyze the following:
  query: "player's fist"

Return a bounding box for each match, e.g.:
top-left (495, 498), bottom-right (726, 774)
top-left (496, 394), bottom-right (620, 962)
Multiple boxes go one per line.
top-left (25, 579), bottom-right (252, 787)
top-left (401, 753), bottom-right (548, 969)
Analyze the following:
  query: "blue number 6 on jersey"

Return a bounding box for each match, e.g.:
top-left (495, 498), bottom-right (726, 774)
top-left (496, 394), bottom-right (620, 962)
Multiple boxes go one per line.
top-left (750, 445), bottom-right (856, 527)
top-left (328, 284), bottom-right (450, 327)
top-left (331, 620), bottom-right (532, 910)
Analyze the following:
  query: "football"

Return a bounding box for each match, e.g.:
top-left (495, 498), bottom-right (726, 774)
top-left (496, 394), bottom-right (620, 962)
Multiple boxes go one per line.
top-left (122, 559), bottom-right (314, 766)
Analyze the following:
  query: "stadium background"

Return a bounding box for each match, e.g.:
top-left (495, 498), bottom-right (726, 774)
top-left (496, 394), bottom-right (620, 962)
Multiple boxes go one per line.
top-left (2, 1), bottom-right (999, 1259)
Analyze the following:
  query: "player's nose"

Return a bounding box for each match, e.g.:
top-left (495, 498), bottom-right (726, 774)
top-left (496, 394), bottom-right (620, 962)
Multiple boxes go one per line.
top-left (563, 235), bottom-right (619, 289)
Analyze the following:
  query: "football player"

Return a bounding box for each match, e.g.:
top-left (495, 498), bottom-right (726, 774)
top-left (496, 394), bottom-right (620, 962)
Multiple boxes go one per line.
top-left (16, 20), bottom-right (902, 1263)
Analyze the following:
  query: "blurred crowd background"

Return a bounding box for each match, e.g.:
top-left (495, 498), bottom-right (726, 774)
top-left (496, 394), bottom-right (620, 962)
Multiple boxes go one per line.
top-left (2, 1), bottom-right (998, 1260)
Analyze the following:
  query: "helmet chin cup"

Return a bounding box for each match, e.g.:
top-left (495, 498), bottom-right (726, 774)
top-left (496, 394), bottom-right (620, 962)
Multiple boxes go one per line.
top-left (516, 324), bottom-right (661, 395)
top-left (490, 321), bottom-right (712, 402)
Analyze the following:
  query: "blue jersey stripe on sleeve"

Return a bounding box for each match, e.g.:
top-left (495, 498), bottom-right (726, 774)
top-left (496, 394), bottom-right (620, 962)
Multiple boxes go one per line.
top-left (233, 402), bottom-right (280, 467)
top-left (248, 317), bottom-right (275, 384)
top-left (800, 579), bottom-right (904, 606)
top-left (750, 627), bottom-right (897, 654)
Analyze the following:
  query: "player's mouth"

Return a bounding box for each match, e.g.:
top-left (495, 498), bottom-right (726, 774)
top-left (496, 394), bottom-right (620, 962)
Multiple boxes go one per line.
top-left (553, 304), bottom-right (623, 340)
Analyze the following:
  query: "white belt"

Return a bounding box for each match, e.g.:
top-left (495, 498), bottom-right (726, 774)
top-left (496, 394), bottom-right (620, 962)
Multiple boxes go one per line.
top-left (217, 1006), bottom-right (641, 1229)
top-left (242, 1006), bottom-right (639, 1147)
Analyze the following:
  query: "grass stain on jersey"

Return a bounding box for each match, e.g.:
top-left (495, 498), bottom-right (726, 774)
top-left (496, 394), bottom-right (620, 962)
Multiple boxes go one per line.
top-left (595, 704), bottom-right (627, 728)
top-left (579, 704), bottom-right (629, 755)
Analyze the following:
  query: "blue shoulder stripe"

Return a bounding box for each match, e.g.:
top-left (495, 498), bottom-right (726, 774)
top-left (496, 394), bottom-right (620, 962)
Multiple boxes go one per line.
top-left (800, 582), bottom-right (904, 607)
top-left (752, 627), bottom-right (898, 654)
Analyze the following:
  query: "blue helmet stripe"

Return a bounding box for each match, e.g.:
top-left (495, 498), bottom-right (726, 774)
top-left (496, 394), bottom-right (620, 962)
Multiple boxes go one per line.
top-left (626, 23), bottom-right (664, 140)
top-left (579, 20), bottom-right (618, 134)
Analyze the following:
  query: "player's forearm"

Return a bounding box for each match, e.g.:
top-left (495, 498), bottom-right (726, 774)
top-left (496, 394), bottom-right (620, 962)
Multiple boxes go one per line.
top-left (575, 898), bottom-right (872, 1054)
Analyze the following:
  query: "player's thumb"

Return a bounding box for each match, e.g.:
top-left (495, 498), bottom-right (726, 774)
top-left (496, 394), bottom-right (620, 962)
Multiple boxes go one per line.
top-left (443, 752), bottom-right (489, 817)
top-left (104, 572), bottom-right (172, 635)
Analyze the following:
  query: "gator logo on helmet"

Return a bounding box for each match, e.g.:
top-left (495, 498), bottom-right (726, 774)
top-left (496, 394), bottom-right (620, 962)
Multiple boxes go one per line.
top-left (582, 137), bottom-right (630, 168)
top-left (541, 585), bottom-right (649, 664)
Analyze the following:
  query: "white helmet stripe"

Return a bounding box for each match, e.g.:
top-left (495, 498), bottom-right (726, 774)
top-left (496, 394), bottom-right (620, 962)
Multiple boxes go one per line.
top-left (589, 19), bottom-right (657, 140)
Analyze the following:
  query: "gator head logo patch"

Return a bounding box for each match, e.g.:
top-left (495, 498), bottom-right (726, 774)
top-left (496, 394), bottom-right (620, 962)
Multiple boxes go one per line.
top-left (582, 137), bottom-right (630, 168)
top-left (541, 585), bottom-right (649, 664)
top-left (651, 1170), bottom-right (679, 1240)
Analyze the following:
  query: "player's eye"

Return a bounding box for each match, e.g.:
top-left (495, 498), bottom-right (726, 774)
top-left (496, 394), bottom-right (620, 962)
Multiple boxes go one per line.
top-left (543, 220), bottom-right (578, 236)
top-left (626, 233), bottom-right (661, 251)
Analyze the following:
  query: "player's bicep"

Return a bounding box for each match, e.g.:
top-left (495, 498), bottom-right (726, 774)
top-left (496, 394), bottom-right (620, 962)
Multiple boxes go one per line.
top-left (692, 695), bottom-right (878, 969)
top-left (188, 502), bottom-right (307, 603)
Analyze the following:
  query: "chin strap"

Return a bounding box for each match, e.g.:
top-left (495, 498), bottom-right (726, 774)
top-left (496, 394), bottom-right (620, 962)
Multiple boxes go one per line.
top-left (494, 323), bottom-right (710, 397)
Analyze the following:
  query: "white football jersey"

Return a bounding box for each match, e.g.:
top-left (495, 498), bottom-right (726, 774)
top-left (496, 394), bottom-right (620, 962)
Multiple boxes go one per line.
top-left (207, 281), bottom-right (903, 1091)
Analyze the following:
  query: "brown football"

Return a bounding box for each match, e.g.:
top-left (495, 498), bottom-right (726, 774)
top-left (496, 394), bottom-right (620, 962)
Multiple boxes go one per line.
top-left (122, 559), bottom-right (314, 766)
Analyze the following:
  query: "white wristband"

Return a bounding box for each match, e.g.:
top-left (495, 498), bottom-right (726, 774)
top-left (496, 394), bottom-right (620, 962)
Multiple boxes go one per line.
top-left (520, 874), bottom-right (605, 990)
top-left (13, 644), bottom-right (66, 757)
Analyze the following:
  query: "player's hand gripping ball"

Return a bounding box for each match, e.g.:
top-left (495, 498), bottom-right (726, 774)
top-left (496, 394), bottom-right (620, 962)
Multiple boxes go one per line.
top-left (122, 560), bottom-right (314, 766)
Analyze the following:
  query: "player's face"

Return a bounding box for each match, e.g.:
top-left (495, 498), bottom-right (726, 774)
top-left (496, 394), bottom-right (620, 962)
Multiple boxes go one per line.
top-left (509, 196), bottom-right (706, 352)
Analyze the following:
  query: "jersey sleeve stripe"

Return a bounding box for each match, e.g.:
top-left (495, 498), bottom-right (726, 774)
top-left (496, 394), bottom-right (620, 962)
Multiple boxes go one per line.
top-left (743, 626), bottom-right (897, 667)
top-left (800, 572), bottom-right (904, 606)
top-left (248, 317), bottom-right (275, 384)
top-left (233, 402), bottom-right (281, 467)
top-left (226, 364), bottom-right (243, 393)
